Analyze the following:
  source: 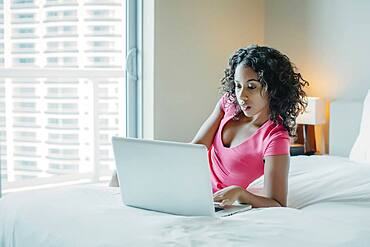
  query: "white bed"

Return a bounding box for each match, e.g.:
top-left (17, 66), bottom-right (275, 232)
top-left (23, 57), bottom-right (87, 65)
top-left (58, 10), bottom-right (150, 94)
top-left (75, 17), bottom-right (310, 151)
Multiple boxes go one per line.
top-left (1, 99), bottom-right (370, 247)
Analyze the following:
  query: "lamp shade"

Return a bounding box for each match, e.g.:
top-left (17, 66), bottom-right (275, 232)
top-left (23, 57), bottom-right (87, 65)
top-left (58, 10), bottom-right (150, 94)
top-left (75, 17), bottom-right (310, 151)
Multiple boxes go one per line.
top-left (296, 97), bottom-right (326, 125)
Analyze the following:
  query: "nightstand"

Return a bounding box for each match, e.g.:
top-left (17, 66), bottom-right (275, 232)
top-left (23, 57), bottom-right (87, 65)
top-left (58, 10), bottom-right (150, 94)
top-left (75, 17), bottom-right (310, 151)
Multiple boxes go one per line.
top-left (290, 143), bottom-right (316, 156)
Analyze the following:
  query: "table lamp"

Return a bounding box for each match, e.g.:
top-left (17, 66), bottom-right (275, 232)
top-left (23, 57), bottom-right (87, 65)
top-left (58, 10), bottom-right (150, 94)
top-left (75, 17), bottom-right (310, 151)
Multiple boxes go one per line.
top-left (295, 97), bottom-right (326, 155)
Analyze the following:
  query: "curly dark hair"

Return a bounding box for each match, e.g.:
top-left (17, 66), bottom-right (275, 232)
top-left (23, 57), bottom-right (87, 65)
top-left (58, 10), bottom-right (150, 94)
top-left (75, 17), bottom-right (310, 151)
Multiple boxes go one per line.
top-left (220, 45), bottom-right (309, 137)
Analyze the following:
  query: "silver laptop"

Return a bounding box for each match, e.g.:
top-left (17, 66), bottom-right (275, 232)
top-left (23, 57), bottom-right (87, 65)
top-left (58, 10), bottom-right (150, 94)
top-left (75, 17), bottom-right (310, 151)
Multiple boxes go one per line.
top-left (112, 137), bottom-right (252, 217)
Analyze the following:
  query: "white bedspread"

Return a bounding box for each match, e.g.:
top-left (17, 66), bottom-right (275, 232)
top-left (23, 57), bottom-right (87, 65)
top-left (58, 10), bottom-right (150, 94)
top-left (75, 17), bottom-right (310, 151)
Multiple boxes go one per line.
top-left (1, 155), bottom-right (370, 247)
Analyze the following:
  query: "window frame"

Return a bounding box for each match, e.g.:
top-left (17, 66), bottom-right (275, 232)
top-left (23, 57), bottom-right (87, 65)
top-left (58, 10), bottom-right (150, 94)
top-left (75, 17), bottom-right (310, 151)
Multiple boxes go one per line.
top-left (126, 0), bottom-right (142, 139)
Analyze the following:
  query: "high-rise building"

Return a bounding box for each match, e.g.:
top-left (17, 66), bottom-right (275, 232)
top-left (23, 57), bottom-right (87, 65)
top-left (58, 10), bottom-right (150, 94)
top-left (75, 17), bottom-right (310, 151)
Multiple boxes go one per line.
top-left (0, 0), bottom-right (126, 184)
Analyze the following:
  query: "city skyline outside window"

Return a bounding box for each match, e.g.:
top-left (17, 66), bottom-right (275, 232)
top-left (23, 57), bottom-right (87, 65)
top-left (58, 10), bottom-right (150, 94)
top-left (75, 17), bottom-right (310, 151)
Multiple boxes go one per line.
top-left (0, 0), bottom-right (127, 191)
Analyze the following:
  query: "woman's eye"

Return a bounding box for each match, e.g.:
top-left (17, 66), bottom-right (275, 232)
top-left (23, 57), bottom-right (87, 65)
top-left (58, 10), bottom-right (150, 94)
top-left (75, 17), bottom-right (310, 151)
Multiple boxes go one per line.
top-left (235, 82), bottom-right (256, 90)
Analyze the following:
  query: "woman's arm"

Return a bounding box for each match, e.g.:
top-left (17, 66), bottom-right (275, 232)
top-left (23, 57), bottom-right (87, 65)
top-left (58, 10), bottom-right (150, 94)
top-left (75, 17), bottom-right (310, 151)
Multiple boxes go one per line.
top-left (214, 154), bottom-right (290, 207)
top-left (191, 99), bottom-right (224, 149)
top-left (110, 98), bottom-right (224, 187)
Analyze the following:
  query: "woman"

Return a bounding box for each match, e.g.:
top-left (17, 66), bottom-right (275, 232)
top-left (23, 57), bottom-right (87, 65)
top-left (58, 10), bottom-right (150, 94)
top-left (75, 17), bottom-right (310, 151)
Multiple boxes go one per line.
top-left (110, 45), bottom-right (308, 208)
top-left (192, 45), bottom-right (308, 208)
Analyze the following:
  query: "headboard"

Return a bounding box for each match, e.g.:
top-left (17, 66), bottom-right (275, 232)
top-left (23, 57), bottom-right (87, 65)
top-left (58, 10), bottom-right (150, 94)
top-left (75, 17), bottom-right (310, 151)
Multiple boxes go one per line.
top-left (329, 100), bottom-right (363, 157)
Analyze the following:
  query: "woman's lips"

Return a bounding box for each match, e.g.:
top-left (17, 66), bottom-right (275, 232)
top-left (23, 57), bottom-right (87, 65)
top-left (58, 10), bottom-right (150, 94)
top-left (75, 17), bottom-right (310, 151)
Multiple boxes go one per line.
top-left (241, 106), bottom-right (251, 111)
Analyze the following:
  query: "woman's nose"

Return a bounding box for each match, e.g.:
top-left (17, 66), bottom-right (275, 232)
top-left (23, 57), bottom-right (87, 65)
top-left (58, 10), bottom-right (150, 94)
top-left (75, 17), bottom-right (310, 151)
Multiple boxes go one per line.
top-left (239, 97), bottom-right (248, 105)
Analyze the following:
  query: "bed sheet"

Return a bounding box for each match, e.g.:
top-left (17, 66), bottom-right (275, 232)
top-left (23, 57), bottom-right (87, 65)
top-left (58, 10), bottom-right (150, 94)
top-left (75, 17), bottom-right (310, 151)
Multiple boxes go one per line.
top-left (1, 155), bottom-right (370, 247)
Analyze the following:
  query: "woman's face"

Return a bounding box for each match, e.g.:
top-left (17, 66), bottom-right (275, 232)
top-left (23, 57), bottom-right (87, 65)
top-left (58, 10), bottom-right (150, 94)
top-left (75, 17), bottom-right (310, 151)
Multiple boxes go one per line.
top-left (234, 64), bottom-right (270, 118)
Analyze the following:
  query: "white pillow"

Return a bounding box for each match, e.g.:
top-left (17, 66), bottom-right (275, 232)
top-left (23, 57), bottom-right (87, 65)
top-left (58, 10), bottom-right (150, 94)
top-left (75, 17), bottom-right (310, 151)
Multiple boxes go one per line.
top-left (349, 89), bottom-right (370, 164)
top-left (248, 155), bottom-right (370, 209)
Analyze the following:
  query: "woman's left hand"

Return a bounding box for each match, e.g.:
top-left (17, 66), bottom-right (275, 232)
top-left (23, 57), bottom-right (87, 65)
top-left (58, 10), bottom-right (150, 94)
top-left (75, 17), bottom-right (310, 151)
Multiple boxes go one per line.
top-left (213, 185), bottom-right (243, 206)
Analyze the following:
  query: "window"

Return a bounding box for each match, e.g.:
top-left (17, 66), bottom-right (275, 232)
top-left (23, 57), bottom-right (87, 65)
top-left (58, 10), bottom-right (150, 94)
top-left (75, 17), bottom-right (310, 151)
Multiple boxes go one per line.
top-left (13, 0), bottom-right (34, 4)
top-left (47, 12), bottom-right (58, 17)
top-left (0, 0), bottom-right (141, 194)
top-left (14, 131), bottom-right (36, 141)
top-left (14, 146), bottom-right (37, 156)
top-left (14, 87), bottom-right (36, 97)
top-left (0, 130), bottom-right (6, 141)
top-left (14, 57), bottom-right (35, 64)
top-left (13, 101), bottom-right (36, 112)
top-left (47, 87), bottom-right (77, 98)
top-left (14, 160), bottom-right (37, 168)
top-left (16, 43), bottom-right (35, 49)
top-left (14, 116), bottom-right (37, 127)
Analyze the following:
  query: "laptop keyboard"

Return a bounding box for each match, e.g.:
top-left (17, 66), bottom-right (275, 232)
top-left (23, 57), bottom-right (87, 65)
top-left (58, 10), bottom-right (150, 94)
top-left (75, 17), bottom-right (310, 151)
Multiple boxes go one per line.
top-left (214, 207), bottom-right (224, 212)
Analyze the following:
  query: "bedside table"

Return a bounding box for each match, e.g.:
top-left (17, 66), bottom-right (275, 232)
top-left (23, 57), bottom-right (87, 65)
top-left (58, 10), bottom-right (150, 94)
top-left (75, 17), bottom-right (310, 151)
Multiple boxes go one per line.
top-left (290, 144), bottom-right (316, 156)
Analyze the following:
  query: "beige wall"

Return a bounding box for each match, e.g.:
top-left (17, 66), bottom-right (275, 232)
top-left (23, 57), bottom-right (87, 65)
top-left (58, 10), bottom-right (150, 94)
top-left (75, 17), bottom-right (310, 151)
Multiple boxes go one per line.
top-left (265, 0), bottom-right (370, 153)
top-left (143, 0), bottom-right (265, 142)
top-left (144, 0), bottom-right (370, 152)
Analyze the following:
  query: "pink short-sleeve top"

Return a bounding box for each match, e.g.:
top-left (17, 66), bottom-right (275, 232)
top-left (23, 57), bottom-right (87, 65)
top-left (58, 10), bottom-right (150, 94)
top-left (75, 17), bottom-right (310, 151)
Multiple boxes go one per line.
top-left (209, 94), bottom-right (290, 192)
